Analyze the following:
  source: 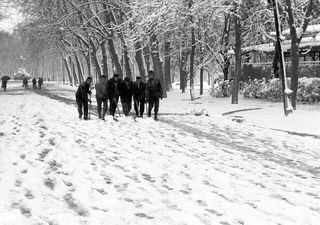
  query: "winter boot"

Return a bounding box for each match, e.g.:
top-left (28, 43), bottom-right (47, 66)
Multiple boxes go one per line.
top-left (154, 113), bottom-right (158, 121)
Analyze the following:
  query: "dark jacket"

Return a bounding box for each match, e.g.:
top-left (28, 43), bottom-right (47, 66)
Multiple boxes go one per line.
top-left (95, 81), bottom-right (107, 100)
top-left (146, 78), bottom-right (163, 99)
top-left (23, 78), bottom-right (28, 85)
top-left (32, 78), bottom-right (37, 85)
top-left (132, 81), bottom-right (146, 101)
top-left (106, 77), bottom-right (122, 99)
top-left (76, 81), bottom-right (91, 101)
top-left (38, 77), bottom-right (43, 85)
top-left (119, 78), bottom-right (133, 101)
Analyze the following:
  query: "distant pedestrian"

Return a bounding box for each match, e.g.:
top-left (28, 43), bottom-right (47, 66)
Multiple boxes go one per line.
top-left (95, 75), bottom-right (108, 120)
top-left (23, 77), bottom-right (28, 89)
top-left (1, 80), bottom-right (7, 92)
top-left (32, 78), bottom-right (37, 89)
top-left (119, 77), bottom-right (133, 116)
top-left (146, 70), bottom-right (163, 121)
top-left (38, 77), bottom-right (43, 89)
top-left (132, 76), bottom-right (146, 117)
top-left (106, 73), bottom-right (122, 118)
top-left (75, 77), bottom-right (93, 120)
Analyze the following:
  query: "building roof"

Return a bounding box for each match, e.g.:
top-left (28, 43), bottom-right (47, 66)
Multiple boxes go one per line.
top-left (228, 24), bottom-right (320, 54)
top-left (241, 34), bottom-right (320, 54)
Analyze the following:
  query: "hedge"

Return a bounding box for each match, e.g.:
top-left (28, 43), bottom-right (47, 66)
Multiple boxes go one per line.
top-left (210, 77), bottom-right (320, 103)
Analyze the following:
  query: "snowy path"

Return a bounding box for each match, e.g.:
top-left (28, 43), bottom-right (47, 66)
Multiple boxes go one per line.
top-left (0, 87), bottom-right (320, 225)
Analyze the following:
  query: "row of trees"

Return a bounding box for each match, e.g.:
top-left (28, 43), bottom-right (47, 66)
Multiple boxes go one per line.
top-left (2, 0), bottom-right (320, 108)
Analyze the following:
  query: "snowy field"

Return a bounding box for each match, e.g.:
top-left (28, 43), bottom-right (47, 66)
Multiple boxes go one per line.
top-left (0, 81), bottom-right (320, 225)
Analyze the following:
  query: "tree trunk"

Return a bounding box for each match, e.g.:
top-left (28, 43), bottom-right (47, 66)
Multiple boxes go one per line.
top-left (101, 40), bottom-right (109, 78)
top-left (179, 51), bottom-right (187, 93)
top-left (164, 41), bottom-right (172, 91)
top-left (74, 52), bottom-right (84, 83)
top-left (232, 9), bottom-right (241, 104)
top-left (70, 56), bottom-right (79, 85)
top-left (108, 36), bottom-right (123, 77)
top-left (222, 12), bottom-right (231, 80)
top-left (123, 42), bottom-right (132, 79)
top-left (150, 33), bottom-right (167, 98)
top-left (72, 61), bottom-right (79, 85)
top-left (63, 57), bottom-right (73, 86)
top-left (61, 59), bottom-right (65, 84)
top-left (285, 0), bottom-right (314, 109)
top-left (200, 67), bottom-right (204, 95)
top-left (84, 51), bottom-right (91, 78)
top-left (89, 39), bottom-right (102, 79)
top-left (143, 46), bottom-right (151, 72)
top-left (134, 41), bottom-right (147, 81)
top-left (189, 25), bottom-right (196, 101)
top-left (52, 60), bottom-right (55, 81)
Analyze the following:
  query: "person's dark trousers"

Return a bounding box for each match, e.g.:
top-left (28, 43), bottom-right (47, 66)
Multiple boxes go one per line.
top-left (121, 99), bottom-right (132, 116)
top-left (109, 97), bottom-right (119, 117)
top-left (148, 98), bottom-right (159, 119)
top-left (96, 97), bottom-right (108, 119)
top-left (134, 99), bottom-right (145, 117)
top-left (38, 84), bottom-right (41, 90)
top-left (76, 97), bottom-right (89, 119)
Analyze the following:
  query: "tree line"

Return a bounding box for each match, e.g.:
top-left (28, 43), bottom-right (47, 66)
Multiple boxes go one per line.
top-left (2, 0), bottom-right (320, 108)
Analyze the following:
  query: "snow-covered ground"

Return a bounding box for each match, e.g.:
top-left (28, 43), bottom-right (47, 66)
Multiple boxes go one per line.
top-left (0, 81), bottom-right (320, 225)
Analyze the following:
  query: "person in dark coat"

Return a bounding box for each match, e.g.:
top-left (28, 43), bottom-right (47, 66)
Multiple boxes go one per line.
top-left (75, 76), bottom-right (93, 120)
top-left (106, 73), bottom-right (122, 117)
top-left (95, 75), bottom-right (108, 120)
top-left (32, 78), bottom-right (37, 89)
top-left (38, 77), bottom-right (43, 89)
top-left (132, 76), bottom-right (146, 117)
top-left (1, 80), bottom-right (7, 91)
top-left (23, 77), bottom-right (28, 89)
top-left (146, 70), bottom-right (163, 120)
top-left (119, 77), bottom-right (133, 116)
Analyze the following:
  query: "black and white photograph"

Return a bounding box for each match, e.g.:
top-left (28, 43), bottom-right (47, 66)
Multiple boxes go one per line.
top-left (0, 0), bottom-right (320, 224)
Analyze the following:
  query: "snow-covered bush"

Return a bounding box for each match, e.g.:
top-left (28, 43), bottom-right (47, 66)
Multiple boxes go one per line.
top-left (242, 77), bottom-right (320, 103)
top-left (297, 77), bottom-right (320, 102)
top-left (210, 79), bottom-right (232, 98)
top-left (265, 78), bottom-right (283, 102)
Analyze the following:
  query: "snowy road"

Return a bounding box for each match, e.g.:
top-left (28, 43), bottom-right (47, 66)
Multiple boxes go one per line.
top-left (0, 85), bottom-right (320, 225)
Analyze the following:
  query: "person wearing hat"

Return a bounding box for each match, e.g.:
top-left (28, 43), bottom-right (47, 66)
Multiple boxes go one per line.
top-left (106, 73), bottom-right (122, 118)
top-left (132, 76), bottom-right (146, 117)
top-left (75, 76), bottom-right (93, 120)
top-left (95, 75), bottom-right (108, 120)
top-left (119, 77), bottom-right (133, 116)
top-left (145, 70), bottom-right (163, 120)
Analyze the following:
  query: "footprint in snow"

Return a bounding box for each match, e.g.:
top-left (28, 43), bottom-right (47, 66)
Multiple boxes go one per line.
top-left (25, 190), bottom-right (35, 199)
top-left (114, 183), bottom-right (129, 192)
top-left (134, 212), bottom-right (154, 219)
top-left (15, 179), bottom-right (22, 187)
top-left (142, 173), bottom-right (155, 183)
top-left (20, 205), bottom-right (32, 218)
top-left (38, 148), bottom-right (52, 159)
top-left (205, 209), bottom-right (223, 216)
top-left (48, 137), bottom-right (56, 146)
top-left (63, 193), bottom-right (90, 217)
top-left (197, 200), bottom-right (207, 207)
top-left (44, 177), bottom-right (56, 190)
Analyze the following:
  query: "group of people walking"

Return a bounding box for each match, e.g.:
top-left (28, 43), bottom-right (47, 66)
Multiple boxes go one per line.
top-left (75, 71), bottom-right (163, 121)
top-left (31, 77), bottom-right (43, 90)
top-left (22, 77), bottom-right (43, 90)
